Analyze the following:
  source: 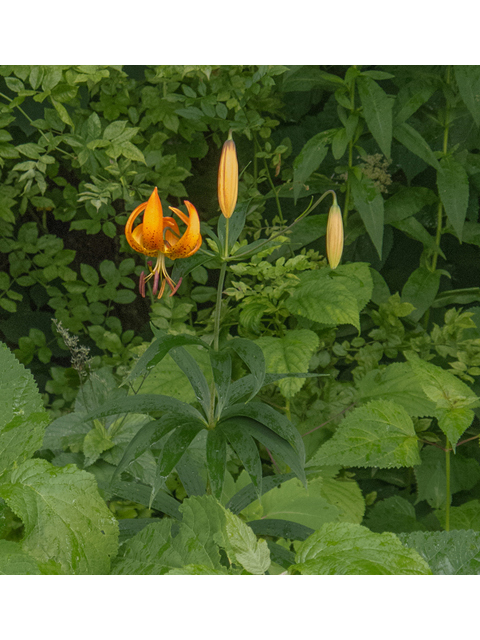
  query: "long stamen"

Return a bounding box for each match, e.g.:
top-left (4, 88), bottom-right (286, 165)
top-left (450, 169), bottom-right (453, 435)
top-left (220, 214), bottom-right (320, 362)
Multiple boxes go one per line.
top-left (152, 269), bottom-right (160, 295)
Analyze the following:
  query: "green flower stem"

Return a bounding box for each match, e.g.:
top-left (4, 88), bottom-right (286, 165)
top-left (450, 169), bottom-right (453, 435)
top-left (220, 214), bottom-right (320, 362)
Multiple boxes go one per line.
top-left (343, 71), bottom-right (357, 230)
top-left (445, 438), bottom-right (451, 532)
top-left (231, 189), bottom-right (337, 262)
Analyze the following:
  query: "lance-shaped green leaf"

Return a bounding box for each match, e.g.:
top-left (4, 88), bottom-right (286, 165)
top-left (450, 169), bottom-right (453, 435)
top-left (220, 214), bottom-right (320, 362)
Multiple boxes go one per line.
top-left (206, 429), bottom-right (227, 500)
top-left (227, 338), bottom-right (265, 402)
top-left (175, 444), bottom-right (207, 497)
top-left (350, 173), bottom-right (384, 259)
top-left (227, 372), bottom-right (323, 406)
top-left (308, 399), bottom-right (421, 469)
top-left (123, 333), bottom-right (209, 385)
top-left (0, 342), bottom-right (49, 478)
top-left (292, 130), bottom-right (333, 202)
top-left (249, 519), bottom-right (314, 542)
top-left (226, 472), bottom-right (296, 514)
top-left (384, 186), bottom-right (437, 224)
top-left (83, 393), bottom-right (204, 423)
top-left (169, 346), bottom-right (211, 418)
top-left (154, 422), bottom-right (205, 484)
top-left (357, 75), bottom-right (393, 158)
top-left (393, 79), bottom-right (436, 124)
top-left (401, 267), bottom-right (441, 322)
top-left (0, 459), bottom-right (119, 575)
top-left (455, 66), bottom-right (480, 127)
top-left (437, 155), bottom-right (469, 241)
top-left (393, 121), bottom-right (442, 171)
top-left (110, 415), bottom-right (194, 487)
top-left (392, 216), bottom-right (446, 257)
top-left (217, 202), bottom-right (247, 252)
top-left (219, 416), bottom-right (306, 487)
top-left (220, 423), bottom-right (263, 497)
top-left (292, 522), bottom-right (432, 575)
top-left (0, 541), bottom-right (42, 575)
top-left (107, 479), bottom-right (181, 520)
top-left (405, 352), bottom-right (479, 446)
top-left (220, 401), bottom-right (304, 458)
top-left (255, 329), bottom-right (319, 399)
top-left (210, 349), bottom-right (232, 418)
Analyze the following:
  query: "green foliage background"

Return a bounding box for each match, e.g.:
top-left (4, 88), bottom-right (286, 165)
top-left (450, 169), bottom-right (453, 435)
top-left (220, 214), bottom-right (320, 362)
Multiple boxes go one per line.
top-left (2, 64), bottom-right (480, 574)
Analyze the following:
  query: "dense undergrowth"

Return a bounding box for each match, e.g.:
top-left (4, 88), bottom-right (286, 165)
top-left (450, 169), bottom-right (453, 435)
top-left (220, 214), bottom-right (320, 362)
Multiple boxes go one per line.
top-left (2, 65), bottom-right (480, 574)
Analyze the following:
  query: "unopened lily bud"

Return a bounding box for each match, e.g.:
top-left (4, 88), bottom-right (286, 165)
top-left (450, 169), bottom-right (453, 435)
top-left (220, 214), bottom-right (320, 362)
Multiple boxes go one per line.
top-left (326, 197), bottom-right (344, 269)
top-left (218, 131), bottom-right (238, 219)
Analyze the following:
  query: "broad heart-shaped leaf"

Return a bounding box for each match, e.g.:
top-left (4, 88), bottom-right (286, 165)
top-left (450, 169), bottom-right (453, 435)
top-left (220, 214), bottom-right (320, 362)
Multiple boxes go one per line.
top-left (356, 362), bottom-right (436, 417)
top-left (405, 352), bottom-right (479, 446)
top-left (349, 173), bottom-right (384, 259)
top-left (401, 267), bottom-right (441, 322)
top-left (292, 522), bottom-right (431, 575)
top-left (455, 66), bottom-right (480, 126)
top-left (219, 417), bottom-right (306, 489)
top-left (286, 271), bottom-right (359, 330)
top-left (393, 121), bottom-right (442, 171)
top-left (292, 130), bottom-right (333, 202)
top-left (363, 496), bottom-right (427, 534)
top-left (357, 74), bottom-right (393, 158)
top-left (112, 495), bottom-right (227, 574)
top-left (435, 499), bottom-right (480, 532)
top-left (308, 399), bottom-right (421, 469)
top-left (437, 155), bottom-right (469, 241)
top-left (0, 342), bottom-right (49, 478)
top-left (169, 346), bottom-right (211, 418)
top-left (241, 475), bottom-right (364, 532)
top-left (123, 333), bottom-right (209, 386)
top-left (414, 447), bottom-right (480, 509)
top-left (400, 530), bottom-right (480, 575)
top-left (255, 329), bottom-right (319, 399)
top-left (223, 508), bottom-right (271, 575)
top-left (227, 338), bottom-right (265, 402)
top-left (206, 429), bottom-right (227, 500)
top-left (0, 459), bottom-right (119, 575)
top-left (0, 540), bottom-right (42, 575)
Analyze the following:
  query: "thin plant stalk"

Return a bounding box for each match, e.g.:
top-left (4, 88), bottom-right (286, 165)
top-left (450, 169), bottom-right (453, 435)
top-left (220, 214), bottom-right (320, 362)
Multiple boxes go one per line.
top-left (445, 438), bottom-right (451, 532)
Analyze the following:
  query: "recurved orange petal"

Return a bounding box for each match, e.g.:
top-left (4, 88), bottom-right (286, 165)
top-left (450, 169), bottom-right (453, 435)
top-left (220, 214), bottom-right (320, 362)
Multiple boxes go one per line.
top-left (125, 201), bottom-right (149, 254)
top-left (166, 201), bottom-right (202, 259)
top-left (141, 187), bottom-right (164, 253)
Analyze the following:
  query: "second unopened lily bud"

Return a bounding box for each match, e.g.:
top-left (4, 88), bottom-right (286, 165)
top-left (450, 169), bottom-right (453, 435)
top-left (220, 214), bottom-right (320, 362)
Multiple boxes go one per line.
top-left (326, 196), bottom-right (344, 269)
top-left (218, 131), bottom-right (238, 219)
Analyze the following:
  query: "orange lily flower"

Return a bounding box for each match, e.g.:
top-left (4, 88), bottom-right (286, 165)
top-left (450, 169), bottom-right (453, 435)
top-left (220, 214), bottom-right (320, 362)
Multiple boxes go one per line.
top-left (125, 187), bottom-right (202, 298)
